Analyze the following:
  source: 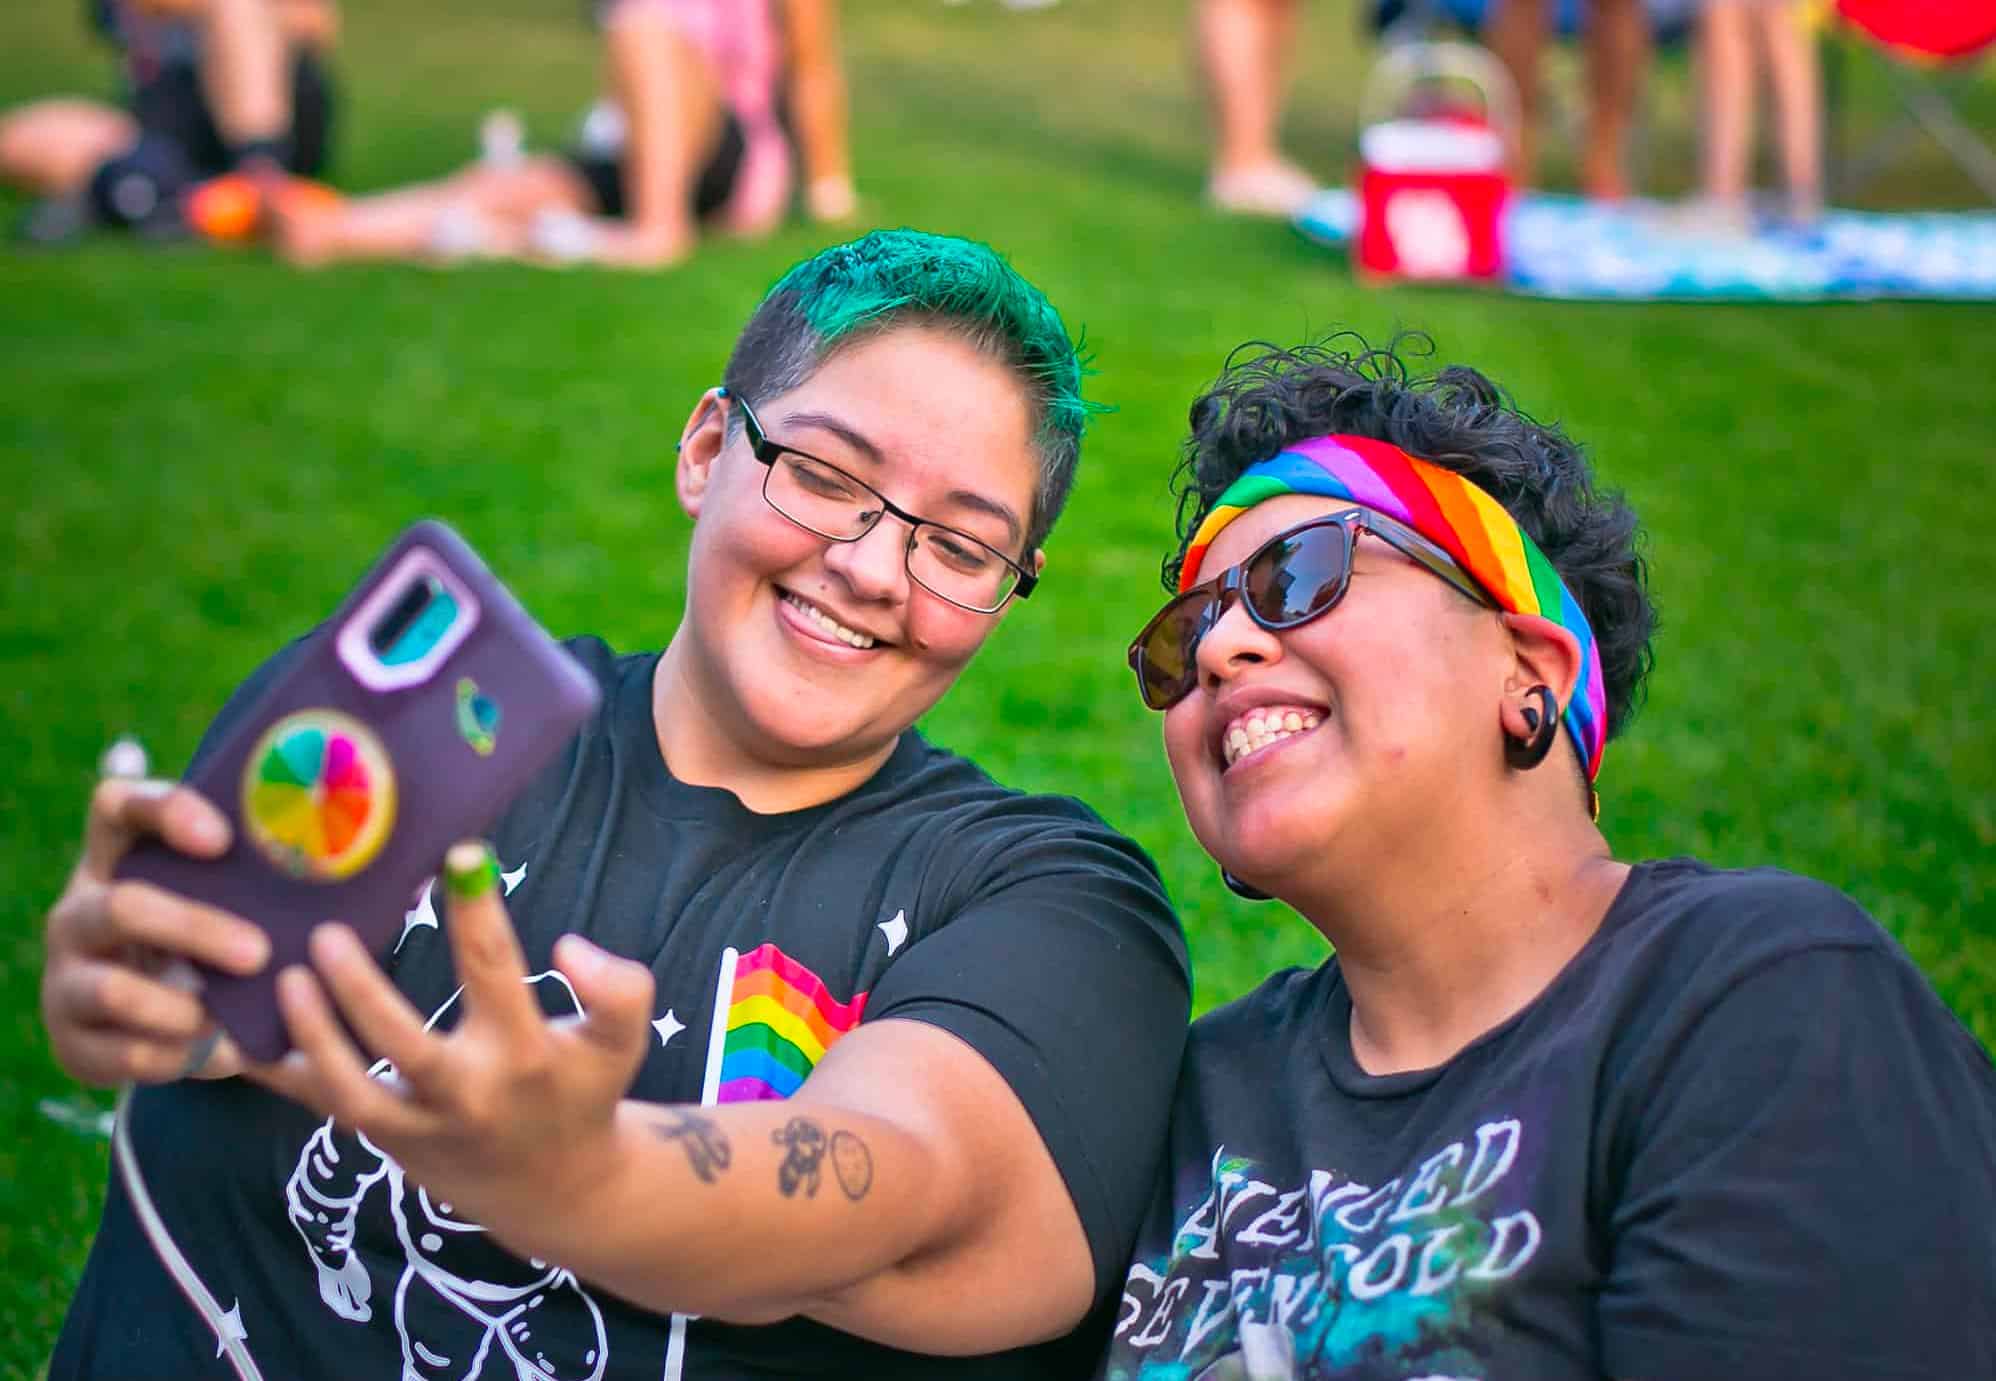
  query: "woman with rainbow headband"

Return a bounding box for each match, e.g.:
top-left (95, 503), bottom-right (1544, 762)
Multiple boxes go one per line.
top-left (1099, 338), bottom-right (1996, 1380)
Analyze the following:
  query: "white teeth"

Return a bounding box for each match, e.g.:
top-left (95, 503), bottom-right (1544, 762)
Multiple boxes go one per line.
top-left (784, 594), bottom-right (876, 648)
top-left (1220, 707), bottom-right (1324, 767)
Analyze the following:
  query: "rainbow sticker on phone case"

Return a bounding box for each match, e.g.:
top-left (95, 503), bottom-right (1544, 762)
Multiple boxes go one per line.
top-left (241, 710), bottom-right (397, 881)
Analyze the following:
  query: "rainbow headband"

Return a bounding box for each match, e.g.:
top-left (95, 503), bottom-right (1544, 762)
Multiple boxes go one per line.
top-left (1180, 435), bottom-right (1607, 780)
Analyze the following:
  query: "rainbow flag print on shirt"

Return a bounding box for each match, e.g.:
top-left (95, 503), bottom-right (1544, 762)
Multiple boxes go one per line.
top-left (700, 944), bottom-right (869, 1104)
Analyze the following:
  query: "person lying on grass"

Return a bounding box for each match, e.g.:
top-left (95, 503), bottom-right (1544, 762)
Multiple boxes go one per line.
top-left (0, 0), bottom-right (338, 244)
top-left (40, 228), bottom-right (1190, 1381)
top-left (274, 0), bottom-right (852, 269)
top-left (1099, 335), bottom-right (1996, 1380)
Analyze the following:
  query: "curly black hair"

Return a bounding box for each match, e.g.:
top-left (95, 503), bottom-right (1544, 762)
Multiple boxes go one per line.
top-left (1165, 333), bottom-right (1656, 741)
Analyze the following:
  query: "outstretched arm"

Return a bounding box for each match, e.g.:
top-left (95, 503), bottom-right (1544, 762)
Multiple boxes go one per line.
top-left (581, 1021), bottom-right (1092, 1347)
top-left (255, 842), bottom-right (1100, 1351)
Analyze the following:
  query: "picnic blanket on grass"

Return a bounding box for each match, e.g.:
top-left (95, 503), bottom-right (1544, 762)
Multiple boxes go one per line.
top-left (1296, 188), bottom-right (1996, 300)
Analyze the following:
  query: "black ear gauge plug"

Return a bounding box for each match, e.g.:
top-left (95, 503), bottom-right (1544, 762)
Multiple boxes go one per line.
top-left (1504, 684), bottom-right (1559, 771)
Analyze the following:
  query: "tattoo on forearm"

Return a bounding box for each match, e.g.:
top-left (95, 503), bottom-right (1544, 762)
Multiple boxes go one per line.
top-left (829, 1130), bottom-right (873, 1201)
top-left (769, 1118), bottom-right (874, 1201)
top-left (651, 1110), bottom-right (731, 1184)
top-left (772, 1117), bottom-right (827, 1197)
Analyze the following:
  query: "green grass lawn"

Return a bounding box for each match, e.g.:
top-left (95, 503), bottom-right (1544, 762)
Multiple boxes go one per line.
top-left (3, 1), bottom-right (1993, 1373)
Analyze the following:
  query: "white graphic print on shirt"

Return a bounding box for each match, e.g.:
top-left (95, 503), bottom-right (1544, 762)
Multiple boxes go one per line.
top-left (1111, 1118), bottom-right (1539, 1380)
top-left (282, 967), bottom-right (610, 1381)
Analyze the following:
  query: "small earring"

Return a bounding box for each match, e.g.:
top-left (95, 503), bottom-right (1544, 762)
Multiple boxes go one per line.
top-left (1504, 684), bottom-right (1560, 770)
top-left (1222, 869), bottom-right (1273, 901)
top-left (681, 386), bottom-right (730, 451)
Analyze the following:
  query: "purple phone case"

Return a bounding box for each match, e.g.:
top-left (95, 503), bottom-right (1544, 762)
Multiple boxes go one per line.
top-left (115, 519), bottom-right (601, 1063)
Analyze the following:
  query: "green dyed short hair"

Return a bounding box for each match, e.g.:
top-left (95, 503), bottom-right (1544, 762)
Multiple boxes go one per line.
top-left (722, 229), bottom-right (1092, 554)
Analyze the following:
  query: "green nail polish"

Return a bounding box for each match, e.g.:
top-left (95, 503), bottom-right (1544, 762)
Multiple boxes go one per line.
top-left (444, 843), bottom-right (498, 900)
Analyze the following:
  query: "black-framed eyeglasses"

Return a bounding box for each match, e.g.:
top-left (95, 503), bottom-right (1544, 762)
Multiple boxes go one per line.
top-left (733, 393), bottom-right (1037, 615)
top-left (1127, 509), bottom-right (1497, 711)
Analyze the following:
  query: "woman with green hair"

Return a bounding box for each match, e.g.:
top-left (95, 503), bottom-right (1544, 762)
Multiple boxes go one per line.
top-left (42, 229), bottom-right (1190, 1379)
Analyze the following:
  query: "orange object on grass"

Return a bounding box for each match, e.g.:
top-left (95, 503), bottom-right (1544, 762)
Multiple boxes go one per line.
top-left (187, 172), bottom-right (343, 242)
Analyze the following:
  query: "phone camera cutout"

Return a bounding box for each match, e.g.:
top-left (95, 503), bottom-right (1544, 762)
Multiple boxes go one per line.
top-left (369, 574), bottom-right (461, 668)
top-left (334, 543), bottom-right (481, 693)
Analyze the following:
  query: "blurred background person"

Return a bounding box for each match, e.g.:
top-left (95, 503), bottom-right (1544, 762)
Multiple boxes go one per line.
top-left (1195, 0), bottom-right (1321, 216)
top-left (1484, 0), bottom-right (1650, 197)
top-left (786, 0), bottom-right (856, 222)
top-left (277, 0), bottom-right (850, 268)
top-left (0, 0), bottom-right (338, 242)
top-left (1694, 0), bottom-right (1821, 228)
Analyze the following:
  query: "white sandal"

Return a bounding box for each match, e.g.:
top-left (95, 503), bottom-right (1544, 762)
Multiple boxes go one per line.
top-left (1208, 163), bottom-right (1321, 217)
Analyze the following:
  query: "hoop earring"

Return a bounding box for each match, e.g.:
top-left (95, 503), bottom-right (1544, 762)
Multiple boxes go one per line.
top-left (1222, 869), bottom-right (1273, 901)
top-left (1504, 684), bottom-right (1560, 770)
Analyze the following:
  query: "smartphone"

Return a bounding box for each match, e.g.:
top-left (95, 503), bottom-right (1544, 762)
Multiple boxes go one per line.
top-left (116, 519), bottom-right (601, 1063)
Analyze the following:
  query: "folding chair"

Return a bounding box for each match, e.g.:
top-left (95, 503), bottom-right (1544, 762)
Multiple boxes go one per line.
top-left (1828, 0), bottom-right (1996, 204)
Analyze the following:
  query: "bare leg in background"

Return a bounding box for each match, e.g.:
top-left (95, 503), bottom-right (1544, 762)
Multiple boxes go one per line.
top-left (782, 0), bottom-right (855, 222)
top-left (1488, 0), bottom-right (1647, 199)
top-left (274, 0), bottom-right (723, 267)
top-left (1581, 0), bottom-right (1648, 200)
top-left (0, 101), bottom-right (137, 196)
top-left (194, 0), bottom-right (292, 155)
top-left (1197, 0), bottom-right (1317, 215)
top-left (1757, 1), bottom-right (1821, 219)
top-left (1485, 0), bottom-right (1548, 186)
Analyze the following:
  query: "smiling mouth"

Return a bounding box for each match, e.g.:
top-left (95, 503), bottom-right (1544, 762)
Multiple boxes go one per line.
top-left (780, 591), bottom-right (881, 650)
top-left (1221, 706), bottom-right (1323, 769)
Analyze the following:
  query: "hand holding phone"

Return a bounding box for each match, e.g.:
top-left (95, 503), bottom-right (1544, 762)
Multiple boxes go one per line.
top-left (42, 774), bottom-right (265, 1085)
top-left (104, 520), bottom-right (600, 1064)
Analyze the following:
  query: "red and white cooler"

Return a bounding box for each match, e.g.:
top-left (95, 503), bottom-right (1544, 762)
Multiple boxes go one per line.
top-left (1355, 43), bottom-right (1516, 283)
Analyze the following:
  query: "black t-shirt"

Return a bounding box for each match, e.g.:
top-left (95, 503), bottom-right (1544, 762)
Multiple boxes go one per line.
top-left (52, 638), bottom-right (1191, 1380)
top-left (1098, 859), bottom-right (1996, 1380)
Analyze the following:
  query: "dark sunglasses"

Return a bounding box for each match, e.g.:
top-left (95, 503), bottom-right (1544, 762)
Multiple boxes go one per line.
top-left (1127, 509), bottom-right (1497, 711)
